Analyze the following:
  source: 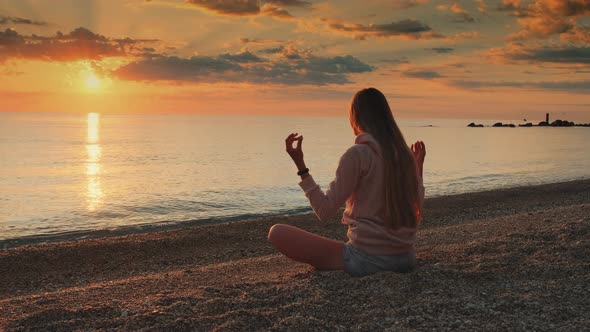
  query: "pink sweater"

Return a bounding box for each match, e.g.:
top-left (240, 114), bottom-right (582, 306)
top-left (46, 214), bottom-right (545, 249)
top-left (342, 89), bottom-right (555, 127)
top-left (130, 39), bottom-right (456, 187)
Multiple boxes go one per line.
top-left (299, 132), bottom-right (425, 256)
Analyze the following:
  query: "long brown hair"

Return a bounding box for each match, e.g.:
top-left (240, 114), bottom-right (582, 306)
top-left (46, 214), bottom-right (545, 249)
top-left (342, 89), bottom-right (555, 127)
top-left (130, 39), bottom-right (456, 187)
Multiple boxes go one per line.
top-left (349, 87), bottom-right (420, 228)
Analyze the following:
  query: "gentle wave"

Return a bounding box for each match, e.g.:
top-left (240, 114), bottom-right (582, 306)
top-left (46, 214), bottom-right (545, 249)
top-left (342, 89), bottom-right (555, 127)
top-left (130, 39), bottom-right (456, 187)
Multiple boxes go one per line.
top-left (0, 206), bottom-right (313, 248)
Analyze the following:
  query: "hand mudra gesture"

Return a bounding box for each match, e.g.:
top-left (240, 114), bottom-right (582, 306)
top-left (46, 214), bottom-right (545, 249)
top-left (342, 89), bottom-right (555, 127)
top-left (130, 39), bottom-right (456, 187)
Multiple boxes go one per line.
top-left (285, 133), bottom-right (305, 169)
top-left (411, 141), bottom-right (426, 177)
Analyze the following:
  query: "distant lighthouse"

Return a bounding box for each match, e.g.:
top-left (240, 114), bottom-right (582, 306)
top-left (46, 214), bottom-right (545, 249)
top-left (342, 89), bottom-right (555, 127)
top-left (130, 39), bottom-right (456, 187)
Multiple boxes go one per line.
top-left (546, 113), bottom-right (549, 124)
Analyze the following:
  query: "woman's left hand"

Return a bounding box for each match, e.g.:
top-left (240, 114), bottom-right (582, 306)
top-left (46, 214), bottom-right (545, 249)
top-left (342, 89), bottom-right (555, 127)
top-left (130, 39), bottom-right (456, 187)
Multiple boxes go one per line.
top-left (411, 141), bottom-right (426, 166)
top-left (411, 141), bottom-right (426, 177)
top-left (285, 133), bottom-right (306, 171)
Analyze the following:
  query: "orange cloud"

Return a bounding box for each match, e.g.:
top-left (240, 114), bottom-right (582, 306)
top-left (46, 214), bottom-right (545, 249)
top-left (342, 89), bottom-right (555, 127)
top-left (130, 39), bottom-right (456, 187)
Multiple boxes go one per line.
top-left (185, 0), bottom-right (311, 18)
top-left (560, 25), bottom-right (590, 45)
top-left (451, 3), bottom-right (469, 14)
top-left (261, 3), bottom-right (293, 18)
top-left (545, 0), bottom-right (590, 16)
top-left (186, 0), bottom-right (260, 15)
top-left (0, 27), bottom-right (157, 62)
top-left (508, 16), bottom-right (573, 40)
top-left (437, 3), bottom-right (477, 23)
top-left (503, 0), bottom-right (590, 40)
top-left (322, 18), bottom-right (446, 40)
top-left (476, 0), bottom-right (488, 14)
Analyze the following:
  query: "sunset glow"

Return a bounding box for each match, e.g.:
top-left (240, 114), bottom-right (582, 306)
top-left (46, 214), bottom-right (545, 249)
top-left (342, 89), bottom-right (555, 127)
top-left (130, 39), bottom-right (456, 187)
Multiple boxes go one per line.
top-left (0, 0), bottom-right (588, 121)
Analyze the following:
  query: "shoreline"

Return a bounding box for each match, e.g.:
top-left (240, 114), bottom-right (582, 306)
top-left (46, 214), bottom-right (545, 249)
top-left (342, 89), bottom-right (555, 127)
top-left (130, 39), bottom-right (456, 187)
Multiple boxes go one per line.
top-left (2, 177), bottom-right (588, 249)
top-left (1, 179), bottom-right (589, 330)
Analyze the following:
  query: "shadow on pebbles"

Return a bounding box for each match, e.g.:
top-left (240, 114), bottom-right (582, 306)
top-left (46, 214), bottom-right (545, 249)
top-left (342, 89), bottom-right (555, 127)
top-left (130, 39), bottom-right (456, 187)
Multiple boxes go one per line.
top-left (2, 202), bottom-right (589, 331)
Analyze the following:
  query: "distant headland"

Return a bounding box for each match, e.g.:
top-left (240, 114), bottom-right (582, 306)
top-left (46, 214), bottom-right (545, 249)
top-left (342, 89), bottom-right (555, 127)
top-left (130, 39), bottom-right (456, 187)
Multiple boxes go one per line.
top-left (468, 113), bottom-right (590, 128)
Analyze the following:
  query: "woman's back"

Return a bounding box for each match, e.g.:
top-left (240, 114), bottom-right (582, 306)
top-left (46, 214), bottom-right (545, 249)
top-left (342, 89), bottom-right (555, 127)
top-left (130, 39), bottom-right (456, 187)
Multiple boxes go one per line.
top-left (342, 133), bottom-right (424, 256)
top-left (292, 130), bottom-right (425, 274)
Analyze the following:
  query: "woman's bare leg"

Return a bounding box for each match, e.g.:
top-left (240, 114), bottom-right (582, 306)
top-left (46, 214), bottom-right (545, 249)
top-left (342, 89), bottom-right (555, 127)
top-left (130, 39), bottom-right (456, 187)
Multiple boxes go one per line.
top-left (267, 224), bottom-right (344, 271)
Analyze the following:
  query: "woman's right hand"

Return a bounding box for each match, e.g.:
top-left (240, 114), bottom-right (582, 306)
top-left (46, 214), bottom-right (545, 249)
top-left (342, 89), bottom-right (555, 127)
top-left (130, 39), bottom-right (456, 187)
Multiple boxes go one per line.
top-left (411, 141), bottom-right (426, 176)
top-left (285, 133), bottom-right (306, 171)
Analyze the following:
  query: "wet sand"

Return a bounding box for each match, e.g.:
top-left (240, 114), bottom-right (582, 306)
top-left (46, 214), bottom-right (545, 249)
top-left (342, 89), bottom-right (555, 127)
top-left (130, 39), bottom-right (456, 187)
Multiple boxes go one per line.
top-left (1, 179), bottom-right (589, 331)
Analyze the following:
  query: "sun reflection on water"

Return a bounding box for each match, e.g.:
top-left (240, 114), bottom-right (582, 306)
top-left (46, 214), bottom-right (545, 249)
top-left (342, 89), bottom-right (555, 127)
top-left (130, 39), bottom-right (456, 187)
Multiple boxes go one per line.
top-left (86, 113), bottom-right (102, 211)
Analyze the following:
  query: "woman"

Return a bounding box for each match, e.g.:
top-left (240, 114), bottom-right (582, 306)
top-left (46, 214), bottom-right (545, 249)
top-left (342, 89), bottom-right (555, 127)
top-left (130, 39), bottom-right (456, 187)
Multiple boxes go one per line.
top-left (268, 87), bottom-right (426, 277)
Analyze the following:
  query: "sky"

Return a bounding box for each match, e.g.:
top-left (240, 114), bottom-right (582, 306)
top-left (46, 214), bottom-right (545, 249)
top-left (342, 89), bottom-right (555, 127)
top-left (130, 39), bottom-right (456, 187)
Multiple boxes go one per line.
top-left (0, 0), bottom-right (589, 121)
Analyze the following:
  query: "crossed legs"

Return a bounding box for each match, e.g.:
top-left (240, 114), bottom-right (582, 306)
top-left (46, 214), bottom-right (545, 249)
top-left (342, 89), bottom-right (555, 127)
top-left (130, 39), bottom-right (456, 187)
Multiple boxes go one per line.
top-left (267, 224), bottom-right (345, 271)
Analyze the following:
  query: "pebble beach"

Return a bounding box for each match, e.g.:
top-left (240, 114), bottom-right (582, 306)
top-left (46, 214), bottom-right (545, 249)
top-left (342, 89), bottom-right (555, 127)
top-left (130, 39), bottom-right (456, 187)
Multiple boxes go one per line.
top-left (1, 179), bottom-right (589, 331)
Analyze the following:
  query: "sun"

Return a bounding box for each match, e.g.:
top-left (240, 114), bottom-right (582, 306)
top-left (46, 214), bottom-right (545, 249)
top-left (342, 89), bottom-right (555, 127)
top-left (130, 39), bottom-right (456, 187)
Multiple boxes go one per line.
top-left (85, 73), bottom-right (101, 89)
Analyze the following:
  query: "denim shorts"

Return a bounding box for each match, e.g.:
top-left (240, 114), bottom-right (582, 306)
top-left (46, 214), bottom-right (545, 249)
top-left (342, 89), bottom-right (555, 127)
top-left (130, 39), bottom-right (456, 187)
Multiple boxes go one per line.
top-left (342, 243), bottom-right (416, 277)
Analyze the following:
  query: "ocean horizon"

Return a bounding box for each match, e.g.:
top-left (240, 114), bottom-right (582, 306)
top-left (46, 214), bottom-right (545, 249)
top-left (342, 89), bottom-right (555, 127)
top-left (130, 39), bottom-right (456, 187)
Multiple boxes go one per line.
top-left (1, 112), bottom-right (589, 242)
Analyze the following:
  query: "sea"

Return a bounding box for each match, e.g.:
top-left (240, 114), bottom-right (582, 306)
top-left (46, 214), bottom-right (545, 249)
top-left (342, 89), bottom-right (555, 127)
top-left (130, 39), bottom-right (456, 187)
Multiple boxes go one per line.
top-left (1, 112), bottom-right (589, 243)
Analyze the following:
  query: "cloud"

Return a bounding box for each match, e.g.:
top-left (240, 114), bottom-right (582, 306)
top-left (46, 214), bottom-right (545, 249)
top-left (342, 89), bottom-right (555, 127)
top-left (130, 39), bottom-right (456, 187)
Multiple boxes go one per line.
top-left (260, 3), bottom-right (293, 18)
top-left (301, 55), bottom-right (374, 73)
top-left (0, 28), bottom-right (24, 46)
top-left (265, 0), bottom-right (311, 7)
top-left (0, 27), bottom-right (121, 61)
top-left (379, 57), bottom-right (410, 64)
top-left (259, 45), bottom-right (285, 54)
top-left (320, 17), bottom-right (478, 41)
top-left (275, 44), bottom-right (306, 58)
top-left (0, 16), bottom-right (48, 26)
top-left (403, 70), bottom-right (444, 79)
top-left (324, 18), bottom-right (445, 40)
top-left (512, 46), bottom-right (590, 63)
top-left (239, 37), bottom-right (282, 45)
top-left (476, 0), bottom-right (488, 14)
top-left (113, 47), bottom-right (374, 85)
top-left (392, 0), bottom-right (430, 9)
top-left (428, 47), bottom-right (454, 53)
top-left (497, 0), bottom-right (532, 17)
top-left (186, 0), bottom-right (260, 15)
top-left (185, 0), bottom-right (300, 18)
top-left (0, 27), bottom-right (156, 62)
top-left (437, 3), bottom-right (477, 23)
top-left (451, 79), bottom-right (590, 92)
top-left (560, 25), bottom-right (590, 45)
top-left (452, 11), bottom-right (477, 23)
top-left (507, 16), bottom-right (573, 40)
top-left (453, 14), bottom-right (477, 23)
top-left (219, 51), bottom-right (264, 62)
top-left (503, 0), bottom-right (590, 40)
top-left (115, 56), bottom-right (240, 80)
top-left (545, 0), bottom-right (590, 16)
top-left (492, 44), bottom-right (590, 64)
